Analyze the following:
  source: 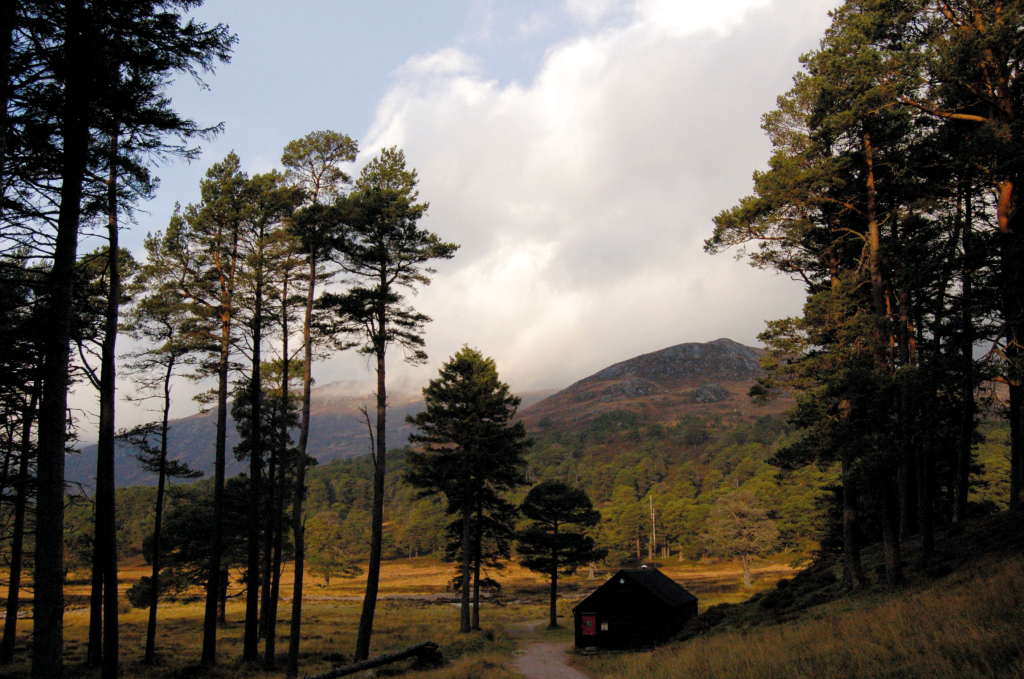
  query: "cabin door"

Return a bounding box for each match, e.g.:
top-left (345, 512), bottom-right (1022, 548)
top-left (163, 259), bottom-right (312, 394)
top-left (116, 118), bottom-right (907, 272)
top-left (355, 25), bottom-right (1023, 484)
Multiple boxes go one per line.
top-left (581, 614), bottom-right (597, 636)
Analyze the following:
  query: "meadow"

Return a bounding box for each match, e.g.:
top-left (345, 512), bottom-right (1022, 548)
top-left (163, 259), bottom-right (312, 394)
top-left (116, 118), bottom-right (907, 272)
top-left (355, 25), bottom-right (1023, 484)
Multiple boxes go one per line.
top-left (0, 554), bottom-right (794, 678)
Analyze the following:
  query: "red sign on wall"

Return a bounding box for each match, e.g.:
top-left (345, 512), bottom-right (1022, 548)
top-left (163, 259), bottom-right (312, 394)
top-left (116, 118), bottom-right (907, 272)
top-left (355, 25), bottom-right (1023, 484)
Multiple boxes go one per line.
top-left (581, 614), bottom-right (597, 636)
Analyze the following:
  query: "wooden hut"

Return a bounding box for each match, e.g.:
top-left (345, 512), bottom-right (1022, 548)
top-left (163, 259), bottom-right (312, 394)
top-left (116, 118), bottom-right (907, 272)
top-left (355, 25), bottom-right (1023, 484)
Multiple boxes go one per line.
top-left (572, 567), bottom-right (698, 650)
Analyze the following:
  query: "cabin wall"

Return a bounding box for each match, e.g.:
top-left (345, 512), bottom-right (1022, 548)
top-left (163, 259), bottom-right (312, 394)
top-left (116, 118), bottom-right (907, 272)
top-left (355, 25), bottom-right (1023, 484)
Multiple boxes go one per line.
top-left (574, 580), bottom-right (681, 650)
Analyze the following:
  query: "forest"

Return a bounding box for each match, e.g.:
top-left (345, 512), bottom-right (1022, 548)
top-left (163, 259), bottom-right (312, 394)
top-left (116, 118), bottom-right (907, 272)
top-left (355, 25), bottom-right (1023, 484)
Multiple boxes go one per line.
top-left (2, 1), bottom-right (1024, 679)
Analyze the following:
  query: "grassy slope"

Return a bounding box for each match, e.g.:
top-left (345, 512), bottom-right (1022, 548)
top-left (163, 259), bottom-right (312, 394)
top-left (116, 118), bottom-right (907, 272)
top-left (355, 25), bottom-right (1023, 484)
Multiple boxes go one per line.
top-left (575, 510), bottom-right (1024, 679)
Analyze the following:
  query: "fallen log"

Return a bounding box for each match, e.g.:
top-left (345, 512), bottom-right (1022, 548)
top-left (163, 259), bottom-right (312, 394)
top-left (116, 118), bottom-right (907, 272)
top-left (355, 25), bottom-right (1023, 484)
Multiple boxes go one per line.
top-left (302, 641), bottom-right (443, 679)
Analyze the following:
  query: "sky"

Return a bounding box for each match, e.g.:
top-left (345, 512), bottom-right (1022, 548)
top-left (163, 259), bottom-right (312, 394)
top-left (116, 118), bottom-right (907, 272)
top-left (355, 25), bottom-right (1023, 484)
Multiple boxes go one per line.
top-left (72, 0), bottom-right (843, 439)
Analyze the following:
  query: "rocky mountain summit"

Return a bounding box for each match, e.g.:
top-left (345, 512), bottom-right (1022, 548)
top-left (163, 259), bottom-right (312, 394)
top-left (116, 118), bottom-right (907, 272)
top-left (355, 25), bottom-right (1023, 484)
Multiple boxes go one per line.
top-left (518, 338), bottom-right (787, 429)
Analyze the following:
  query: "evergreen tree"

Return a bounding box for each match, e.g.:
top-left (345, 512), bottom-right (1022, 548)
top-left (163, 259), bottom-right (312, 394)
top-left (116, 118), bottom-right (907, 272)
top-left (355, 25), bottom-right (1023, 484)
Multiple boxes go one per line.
top-left (279, 129), bottom-right (356, 677)
top-left (319, 146), bottom-right (457, 657)
top-left (406, 347), bottom-right (528, 633)
top-left (516, 481), bottom-right (605, 629)
top-left (120, 257), bottom-right (203, 665)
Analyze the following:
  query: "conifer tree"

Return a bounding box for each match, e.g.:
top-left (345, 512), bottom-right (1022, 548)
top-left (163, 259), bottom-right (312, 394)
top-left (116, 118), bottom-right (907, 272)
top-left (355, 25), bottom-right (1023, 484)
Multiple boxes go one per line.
top-left (405, 347), bottom-right (528, 633)
top-left (516, 481), bottom-right (605, 629)
top-left (279, 130), bottom-right (356, 677)
top-left (318, 147), bottom-right (457, 657)
top-left (121, 243), bottom-right (203, 664)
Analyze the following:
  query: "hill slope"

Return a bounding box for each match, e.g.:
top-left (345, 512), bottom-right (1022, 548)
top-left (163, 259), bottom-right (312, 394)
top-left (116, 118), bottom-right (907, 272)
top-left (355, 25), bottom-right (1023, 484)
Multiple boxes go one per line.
top-left (519, 338), bottom-right (789, 430)
top-left (68, 381), bottom-right (555, 489)
top-left (70, 337), bottom-right (782, 489)
top-left (576, 510), bottom-right (1024, 679)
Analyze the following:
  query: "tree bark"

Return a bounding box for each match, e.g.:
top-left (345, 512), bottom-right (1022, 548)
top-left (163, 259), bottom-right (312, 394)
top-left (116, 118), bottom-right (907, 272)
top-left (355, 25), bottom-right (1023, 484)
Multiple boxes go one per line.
top-left (1010, 382), bottom-right (1022, 510)
top-left (88, 126), bottom-right (122, 679)
top-left (35, 3), bottom-right (92, 675)
top-left (954, 176), bottom-right (975, 521)
top-left (840, 451), bottom-right (864, 589)
top-left (548, 523), bottom-right (559, 629)
top-left (243, 264), bottom-right (264, 661)
top-left (143, 358), bottom-right (175, 665)
top-left (266, 273), bottom-right (290, 664)
top-left (459, 502), bottom-right (472, 634)
top-left (258, 433), bottom-right (275, 640)
top-left (354, 295), bottom-right (388, 660)
top-left (880, 478), bottom-right (905, 590)
top-left (0, 375), bottom-right (38, 664)
top-left (741, 554), bottom-right (752, 588)
top-left (472, 498), bottom-right (481, 631)
top-left (0, 0), bottom-right (16, 195)
top-left (286, 250), bottom-right (316, 678)
top-left (202, 304), bottom-right (232, 665)
top-left (305, 642), bottom-right (440, 679)
top-left (916, 432), bottom-right (935, 559)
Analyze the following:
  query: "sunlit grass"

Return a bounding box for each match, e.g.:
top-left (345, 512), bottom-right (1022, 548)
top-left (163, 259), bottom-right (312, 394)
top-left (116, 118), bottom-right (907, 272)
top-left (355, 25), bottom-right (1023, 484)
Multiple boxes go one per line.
top-left (573, 555), bottom-right (1024, 679)
top-left (0, 554), bottom-right (794, 677)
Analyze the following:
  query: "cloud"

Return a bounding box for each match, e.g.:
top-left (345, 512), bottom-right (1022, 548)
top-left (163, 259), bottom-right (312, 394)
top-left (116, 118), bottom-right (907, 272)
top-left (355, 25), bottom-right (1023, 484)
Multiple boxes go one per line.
top-left (339, 0), bottom-right (839, 393)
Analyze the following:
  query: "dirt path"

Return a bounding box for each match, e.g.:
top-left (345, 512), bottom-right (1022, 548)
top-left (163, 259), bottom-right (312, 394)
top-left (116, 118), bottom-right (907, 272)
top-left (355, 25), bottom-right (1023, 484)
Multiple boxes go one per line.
top-left (510, 620), bottom-right (591, 679)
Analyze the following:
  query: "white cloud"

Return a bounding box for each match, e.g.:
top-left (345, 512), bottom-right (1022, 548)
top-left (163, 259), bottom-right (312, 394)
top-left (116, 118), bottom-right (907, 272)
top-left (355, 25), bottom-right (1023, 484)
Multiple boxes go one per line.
top-left (76, 0), bottom-right (841, 442)
top-left (635, 0), bottom-right (774, 36)
top-left (342, 0), bottom-right (839, 393)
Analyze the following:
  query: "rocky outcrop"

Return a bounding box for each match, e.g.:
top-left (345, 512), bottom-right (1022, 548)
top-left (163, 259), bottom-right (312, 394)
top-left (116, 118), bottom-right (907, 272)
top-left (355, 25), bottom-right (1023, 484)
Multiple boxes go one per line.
top-left (691, 383), bottom-right (731, 404)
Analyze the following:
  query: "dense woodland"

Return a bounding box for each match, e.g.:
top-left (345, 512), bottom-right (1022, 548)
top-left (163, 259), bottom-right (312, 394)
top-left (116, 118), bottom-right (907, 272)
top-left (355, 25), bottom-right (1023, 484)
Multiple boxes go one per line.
top-left (2, 1), bottom-right (1024, 678)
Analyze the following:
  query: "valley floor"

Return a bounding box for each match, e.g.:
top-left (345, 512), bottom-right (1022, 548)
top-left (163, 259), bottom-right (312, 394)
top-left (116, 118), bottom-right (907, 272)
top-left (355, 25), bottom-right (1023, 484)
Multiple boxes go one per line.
top-left (11, 515), bottom-right (1020, 679)
top-left (0, 555), bottom-right (793, 678)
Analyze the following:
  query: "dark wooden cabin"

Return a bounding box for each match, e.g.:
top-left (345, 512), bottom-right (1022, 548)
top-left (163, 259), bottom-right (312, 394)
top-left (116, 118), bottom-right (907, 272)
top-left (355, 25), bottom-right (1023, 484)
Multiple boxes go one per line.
top-left (572, 567), bottom-right (698, 650)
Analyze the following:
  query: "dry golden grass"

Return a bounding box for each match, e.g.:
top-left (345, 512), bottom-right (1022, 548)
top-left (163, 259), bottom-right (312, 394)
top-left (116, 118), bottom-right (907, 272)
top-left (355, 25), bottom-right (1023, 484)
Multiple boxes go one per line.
top-left (0, 554), bottom-right (792, 678)
top-left (573, 555), bottom-right (1024, 679)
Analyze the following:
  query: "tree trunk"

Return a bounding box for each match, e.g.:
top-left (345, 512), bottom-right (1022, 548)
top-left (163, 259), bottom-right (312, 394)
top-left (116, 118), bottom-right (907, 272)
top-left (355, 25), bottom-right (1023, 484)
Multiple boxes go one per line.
top-left (259, 439), bottom-right (276, 641)
top-left (88, 126), bottom-right (122, 679)
top-left (243, 275), bottom-right (264, 661)
top-left (287, 250), bottom-right (316, 678)
top-left (202, 311), bottom-right (231, 665)
top-left (35, 3), bottom-right (92, 675)
top-left (143, 359), bottom-right (175, 665)
top-left (916, 432), bottom-right (935, 559)
top-left (1010, 382), bottom-right (1022, 510)
top-left (0, 376), bottom-right (38, 664)
top-left (1001, 223), bottom-right (1024, 510)
top-left (741, 554), bottom-right (752, 588)
top-left (954, 177), bottom-right (975, 521)
top-left (266, 501), bottom-right (284, 663)
top-left (840, 451), bottom-right (864, 589)
top-left (0, 0), bottom-right (16, 194)
top-left (354, 301), bottom-right (388, 660)
top-left (880, 478), bottom-right (905, 590)
top-left (266, 274), bottom-right (290, 664)
top-left (218, 570), bottom-right (228, 624)
top-left (548, 524), bottom-right (559, 629)
top-left (472, 500), bottom-right (481, 631)
top-left (459, 502), bottom-right (472, 634)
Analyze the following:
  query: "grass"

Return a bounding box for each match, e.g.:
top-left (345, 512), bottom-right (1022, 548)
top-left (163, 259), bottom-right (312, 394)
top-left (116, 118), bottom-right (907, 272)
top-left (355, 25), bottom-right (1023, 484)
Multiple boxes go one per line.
top-left (573, 511), bottom-right (1024, 679)
top-left (0, 553), bottom-right (793, 678)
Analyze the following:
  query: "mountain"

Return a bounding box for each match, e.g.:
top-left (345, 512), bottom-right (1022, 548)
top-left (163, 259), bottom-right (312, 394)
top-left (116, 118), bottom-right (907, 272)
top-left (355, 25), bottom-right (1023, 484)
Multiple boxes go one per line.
top-left (517, 338), bottom-right (789, 430)
top-left (68, 381), bottom-right (556, 489)
top-left (68, 338), bottom-right (782, 489)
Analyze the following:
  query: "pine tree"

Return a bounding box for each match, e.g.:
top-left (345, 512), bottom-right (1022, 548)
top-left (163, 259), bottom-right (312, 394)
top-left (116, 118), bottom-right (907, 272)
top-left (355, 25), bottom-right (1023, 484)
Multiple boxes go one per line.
top-left (516, 481), bottom-right (605, 629)
top-left (318, 146), bottom-right (457, 658)
top-left (405, 347), bottom-right (528, 633)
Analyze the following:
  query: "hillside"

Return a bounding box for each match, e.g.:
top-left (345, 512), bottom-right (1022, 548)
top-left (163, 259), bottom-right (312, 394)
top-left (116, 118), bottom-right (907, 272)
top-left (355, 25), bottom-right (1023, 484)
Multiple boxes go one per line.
top-left (70, 338), bottom-right (785, 489)
top-left (68, 380), bottom-right (555, 489)
top-left (576, 510), bottom-right (1024, 679)
top-left (518, 338), bottom-right (791, 431)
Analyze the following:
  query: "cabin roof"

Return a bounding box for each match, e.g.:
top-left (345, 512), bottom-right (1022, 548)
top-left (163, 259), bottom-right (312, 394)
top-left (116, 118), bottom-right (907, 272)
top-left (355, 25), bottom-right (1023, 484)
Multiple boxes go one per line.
top-left (575, 568), bottom-right (698, 612)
